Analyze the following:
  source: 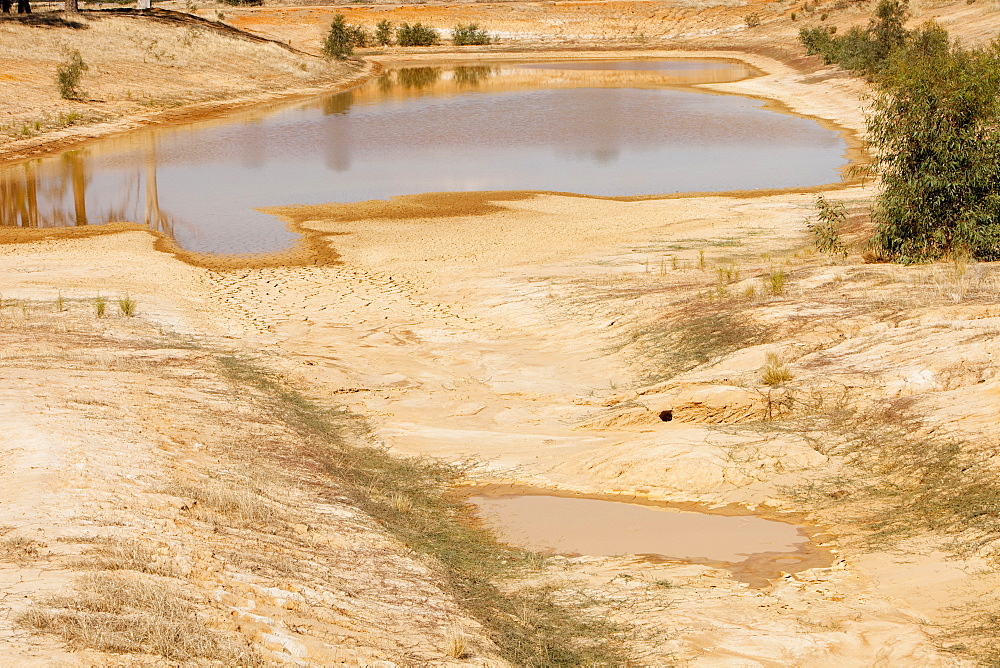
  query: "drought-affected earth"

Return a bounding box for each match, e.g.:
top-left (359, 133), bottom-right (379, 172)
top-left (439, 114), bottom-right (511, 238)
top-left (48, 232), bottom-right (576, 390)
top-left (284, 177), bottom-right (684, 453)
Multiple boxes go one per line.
top-left (2, 0), bottom-right (1000, 665)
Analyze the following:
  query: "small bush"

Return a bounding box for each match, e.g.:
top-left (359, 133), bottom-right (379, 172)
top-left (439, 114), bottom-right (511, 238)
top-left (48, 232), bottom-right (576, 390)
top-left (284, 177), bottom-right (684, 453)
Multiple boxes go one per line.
top-left (94, 295), bottom-right (107, 318)
top-left (117, 295), bottom-right (136, 317)
top-left (744, 12), bottom-right (762, 28)
top-left (56, 48), bottom-right (88, 101)
top-left (348, 24), bottom-right (370, 48)
top-left (761, 352), bottom-right (793, 386)
top-left (218, 0), bottom-right (261, 6)
top-left (452, 23), bottom-right (492, 45)
top-left (766, 270), bottom-right (787, 295)
top-left (396, 22), bottom-right (439, 47)
top-left (375, 19), bottom-right (393, 46)
top-left (807, 195), bottom-right (848, 259)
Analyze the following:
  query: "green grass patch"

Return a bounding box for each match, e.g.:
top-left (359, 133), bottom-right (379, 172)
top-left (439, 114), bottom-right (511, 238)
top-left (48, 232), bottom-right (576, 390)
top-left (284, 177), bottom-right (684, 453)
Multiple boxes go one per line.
top-left (628, 304), bottom-right (770, 383)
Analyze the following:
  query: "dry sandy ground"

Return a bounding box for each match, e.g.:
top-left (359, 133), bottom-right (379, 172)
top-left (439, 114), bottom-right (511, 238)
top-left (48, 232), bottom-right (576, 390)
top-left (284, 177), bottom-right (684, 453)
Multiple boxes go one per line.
top-left (2, 0), bottom-right (1000, 665)
top-left (0, 287), bottom-right (501, 665)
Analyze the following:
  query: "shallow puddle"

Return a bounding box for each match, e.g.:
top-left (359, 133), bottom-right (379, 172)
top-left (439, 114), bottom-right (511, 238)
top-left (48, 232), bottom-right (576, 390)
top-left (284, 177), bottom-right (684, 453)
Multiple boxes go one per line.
top-left (468, 492), bottom-right (828, 585)
top-left (0, 59), bottom-right (848, 255)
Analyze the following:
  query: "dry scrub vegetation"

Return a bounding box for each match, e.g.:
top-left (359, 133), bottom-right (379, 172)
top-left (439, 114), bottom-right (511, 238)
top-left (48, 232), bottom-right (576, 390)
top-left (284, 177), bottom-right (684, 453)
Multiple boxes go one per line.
top-left (21, 572), bottom-right (264, 665)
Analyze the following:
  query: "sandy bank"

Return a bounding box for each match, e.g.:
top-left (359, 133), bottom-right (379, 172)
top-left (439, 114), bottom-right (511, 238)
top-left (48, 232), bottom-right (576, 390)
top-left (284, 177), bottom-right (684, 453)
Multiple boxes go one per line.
top-left (1, 17), bottom-right (998, 665)
top-left (0, 11), bottom-right (374, 164)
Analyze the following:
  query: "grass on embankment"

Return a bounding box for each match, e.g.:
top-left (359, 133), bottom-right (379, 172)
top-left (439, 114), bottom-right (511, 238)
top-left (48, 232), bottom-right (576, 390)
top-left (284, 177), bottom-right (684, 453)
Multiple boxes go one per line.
top-left (216, 355), bottom-right (630, 667)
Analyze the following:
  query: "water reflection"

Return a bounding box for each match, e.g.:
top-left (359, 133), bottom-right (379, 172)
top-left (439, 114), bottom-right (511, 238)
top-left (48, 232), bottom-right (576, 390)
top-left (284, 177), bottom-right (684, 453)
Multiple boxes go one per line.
top-left (396, 66), bottom-right (442, 90)
top-left (0, 59), bottom-right (848, 256)
top-left (453, 65), bottom-right (498, 87)
top-left (1, 144), bottom-right (173, 234)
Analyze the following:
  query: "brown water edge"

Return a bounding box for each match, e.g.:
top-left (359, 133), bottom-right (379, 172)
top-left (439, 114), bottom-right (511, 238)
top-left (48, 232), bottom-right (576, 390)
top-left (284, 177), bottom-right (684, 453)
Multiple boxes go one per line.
top-left (459, 484), bottom-right (834, 589)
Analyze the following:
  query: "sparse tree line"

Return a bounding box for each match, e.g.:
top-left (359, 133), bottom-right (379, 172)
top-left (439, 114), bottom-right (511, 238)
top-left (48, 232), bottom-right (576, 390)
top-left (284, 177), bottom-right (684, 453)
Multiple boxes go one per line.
top-left (801, 0), bottom-right (1000, 262)
top-left (323, 15), bottom-right (493, 60)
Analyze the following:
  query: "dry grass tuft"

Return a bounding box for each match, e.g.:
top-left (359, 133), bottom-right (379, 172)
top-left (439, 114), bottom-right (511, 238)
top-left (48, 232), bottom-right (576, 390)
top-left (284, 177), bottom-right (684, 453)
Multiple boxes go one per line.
top-left (74, 537), bottom-right (177, 577)
top-left (389, 491), bottom-right (413, 513)
top-left (761, 352), bottom-right (793, 386)
top-left (766, 269), bottom-right (787, 296)
top-left (0, 536), bottom-right (44, 563)
top-left (19, 573), bottom-right (264, 665)
top-left (117, 295), bottom-right (137, 318)
top-left (167, 476), bottom-right (284, 528)
top-left (445, 625), bottom-right (469, 659)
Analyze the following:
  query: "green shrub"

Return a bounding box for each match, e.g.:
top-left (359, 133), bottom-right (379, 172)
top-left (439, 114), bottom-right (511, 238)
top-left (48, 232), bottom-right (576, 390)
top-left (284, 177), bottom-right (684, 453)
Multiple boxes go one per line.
top-left (348, 24), bottom-right (369, 48)
top-left (744, 12), bottom-right (762, 28)
top-left (396, 22), bottom-right (439, 47)
top-left (806, 195), bottom-right (848, 259)
top-left (56, 49), bottom-right (88, 101)
top-left (323, 14), bottom-right (367, 59)
top-left (795, 2), bottom-right (1000, 263)
top-left (375, 19), bottom-right (393, 46)
top-left (868, 26), bottom-right (1000, 262)
top-left (452, 23), bottom-right (492, 45)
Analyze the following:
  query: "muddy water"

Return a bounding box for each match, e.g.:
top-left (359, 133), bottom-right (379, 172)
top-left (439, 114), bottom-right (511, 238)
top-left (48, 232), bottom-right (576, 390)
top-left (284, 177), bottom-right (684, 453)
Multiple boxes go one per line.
top-left (0, 60), bottom-right (847, 255)
top-left (469, 493), bottom-right (824, 583)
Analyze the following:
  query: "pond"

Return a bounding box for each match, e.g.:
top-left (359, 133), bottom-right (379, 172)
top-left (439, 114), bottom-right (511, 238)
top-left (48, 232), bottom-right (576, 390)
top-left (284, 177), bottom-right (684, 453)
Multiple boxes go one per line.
top-left (468, 492), bottom-right (828, 585)
top-left (0, 59), bottom-right (849, 256)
